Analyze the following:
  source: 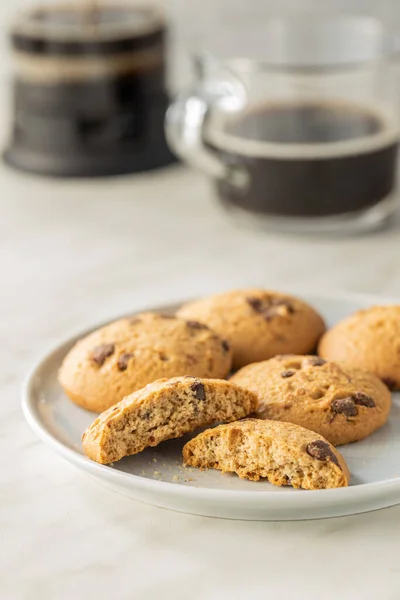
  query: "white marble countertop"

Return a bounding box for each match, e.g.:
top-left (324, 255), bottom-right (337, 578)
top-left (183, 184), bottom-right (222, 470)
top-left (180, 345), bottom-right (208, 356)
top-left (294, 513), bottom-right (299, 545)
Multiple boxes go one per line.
top-left (2, 157), bottom-right (400, 600)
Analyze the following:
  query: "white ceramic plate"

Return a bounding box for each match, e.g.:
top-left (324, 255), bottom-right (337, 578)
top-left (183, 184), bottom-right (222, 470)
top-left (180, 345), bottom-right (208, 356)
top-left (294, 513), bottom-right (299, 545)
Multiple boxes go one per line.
top-left (22, 292), bottom-right (400, 521)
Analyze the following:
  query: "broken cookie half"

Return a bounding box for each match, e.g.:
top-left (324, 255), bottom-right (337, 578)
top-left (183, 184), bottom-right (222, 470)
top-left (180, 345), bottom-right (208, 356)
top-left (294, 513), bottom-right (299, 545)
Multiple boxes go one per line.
top-left (183, 419), bottom-right (349, 490)
top-left (82, 377), bottom-right (258, 464)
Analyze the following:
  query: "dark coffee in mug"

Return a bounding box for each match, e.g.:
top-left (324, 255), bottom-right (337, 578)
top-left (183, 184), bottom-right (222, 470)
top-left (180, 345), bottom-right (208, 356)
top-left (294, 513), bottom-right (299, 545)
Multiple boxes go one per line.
top-left (206, 101), bottom-right (399, 217)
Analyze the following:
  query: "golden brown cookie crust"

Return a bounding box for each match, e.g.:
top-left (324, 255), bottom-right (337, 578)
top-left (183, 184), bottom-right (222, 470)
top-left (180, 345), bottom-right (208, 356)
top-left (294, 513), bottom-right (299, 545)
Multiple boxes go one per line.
top-left (82, 377), bottom-right (258, 464)
top-left (318, 305), bottom-right (400, 390)
top-left (183, 419), bottom-right (349, 489)
top-left (231, 355), bottom-right (391, 445)
top-left (177, 289), bottom-right (325, 369)
top-left (59, 312), bottom-right (232, 412)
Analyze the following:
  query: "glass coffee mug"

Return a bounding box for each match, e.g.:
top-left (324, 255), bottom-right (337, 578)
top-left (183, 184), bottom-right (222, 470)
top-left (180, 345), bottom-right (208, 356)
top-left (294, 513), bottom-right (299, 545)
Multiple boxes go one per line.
top-left (166, 16), bottom-right (400, 233)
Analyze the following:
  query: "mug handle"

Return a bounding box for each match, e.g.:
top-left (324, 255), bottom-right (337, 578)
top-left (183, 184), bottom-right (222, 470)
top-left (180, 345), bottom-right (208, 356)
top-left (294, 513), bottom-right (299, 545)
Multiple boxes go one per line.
top-left (165, 77), bottom-right (249, 189)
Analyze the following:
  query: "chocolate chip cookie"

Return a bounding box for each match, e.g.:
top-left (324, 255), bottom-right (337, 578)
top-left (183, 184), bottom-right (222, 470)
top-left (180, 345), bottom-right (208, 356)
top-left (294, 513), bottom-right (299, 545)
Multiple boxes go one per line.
top-left (59, 312), bottom-right (232, 413)
top-left (318, 305), bottom-right (400, 390)
top-left (183, 419), bottom-right (349, 489)
top-left (177, 289), bottom-right (325, 369)
top-left (83, 377), bottom-right (258, 464)
top-left (231, 355), bottom-right (391, 445)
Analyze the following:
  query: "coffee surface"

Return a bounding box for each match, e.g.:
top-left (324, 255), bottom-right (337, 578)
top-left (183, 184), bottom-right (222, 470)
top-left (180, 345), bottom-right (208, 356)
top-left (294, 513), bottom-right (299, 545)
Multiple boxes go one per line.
top-left (209, 102), bottom-right (398, 217)
top-left (231, 102), bottom-right (382, 144)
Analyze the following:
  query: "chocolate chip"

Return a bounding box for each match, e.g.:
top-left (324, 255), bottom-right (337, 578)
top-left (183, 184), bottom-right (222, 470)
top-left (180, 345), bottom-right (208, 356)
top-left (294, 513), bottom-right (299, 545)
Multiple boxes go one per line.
top-left (191, 380), bottom-right (206, 401)
top-left (91, 343), bottom-right (115, 366)
top-left (159, 352), bottom-right (169, 362)
top-left (117, 352), bottom-right (134, 371)
top-left (246, 297), bottom-right (263, 312)
top-left (246, 296), bottom-right (294, 320)
top-left (330, 397), bottom-right (358, 418)
top-left (304, 356), bottom-right (326, 367)
top-left (353, 392), bottom-right (376, 408)
top-left (221, 339), bottom-right (230, 353)
top-left (186, 320), bottom-right (209, 330)
top-left (382, 377), bottom-right (397, 391)
top-left (306, 440), bottom-right (340, 467)
top-left (281, 370), bottom-right (295, 378)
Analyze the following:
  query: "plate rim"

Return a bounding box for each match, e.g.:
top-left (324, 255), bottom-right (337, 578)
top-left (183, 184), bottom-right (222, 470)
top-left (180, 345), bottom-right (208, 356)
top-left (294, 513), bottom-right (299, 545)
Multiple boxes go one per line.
top-left (22, 289), bottom-right (400, 504)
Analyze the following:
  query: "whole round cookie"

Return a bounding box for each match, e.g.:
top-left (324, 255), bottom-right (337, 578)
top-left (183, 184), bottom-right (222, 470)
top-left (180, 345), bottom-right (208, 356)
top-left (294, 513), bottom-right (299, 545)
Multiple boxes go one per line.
top-left (231, 355), bottom-right (391, 445)
top-left (177, 289), bottom-right (325, 369)
top-left (59, 312), bottom-right (232, 412)
top-left (318, 305), bottom-right (400, 390)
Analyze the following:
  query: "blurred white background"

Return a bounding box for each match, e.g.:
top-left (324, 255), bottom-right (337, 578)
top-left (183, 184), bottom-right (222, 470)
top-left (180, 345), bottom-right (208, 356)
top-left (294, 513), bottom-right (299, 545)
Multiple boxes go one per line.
top-left (1, 0), bottom-right (400, 84)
